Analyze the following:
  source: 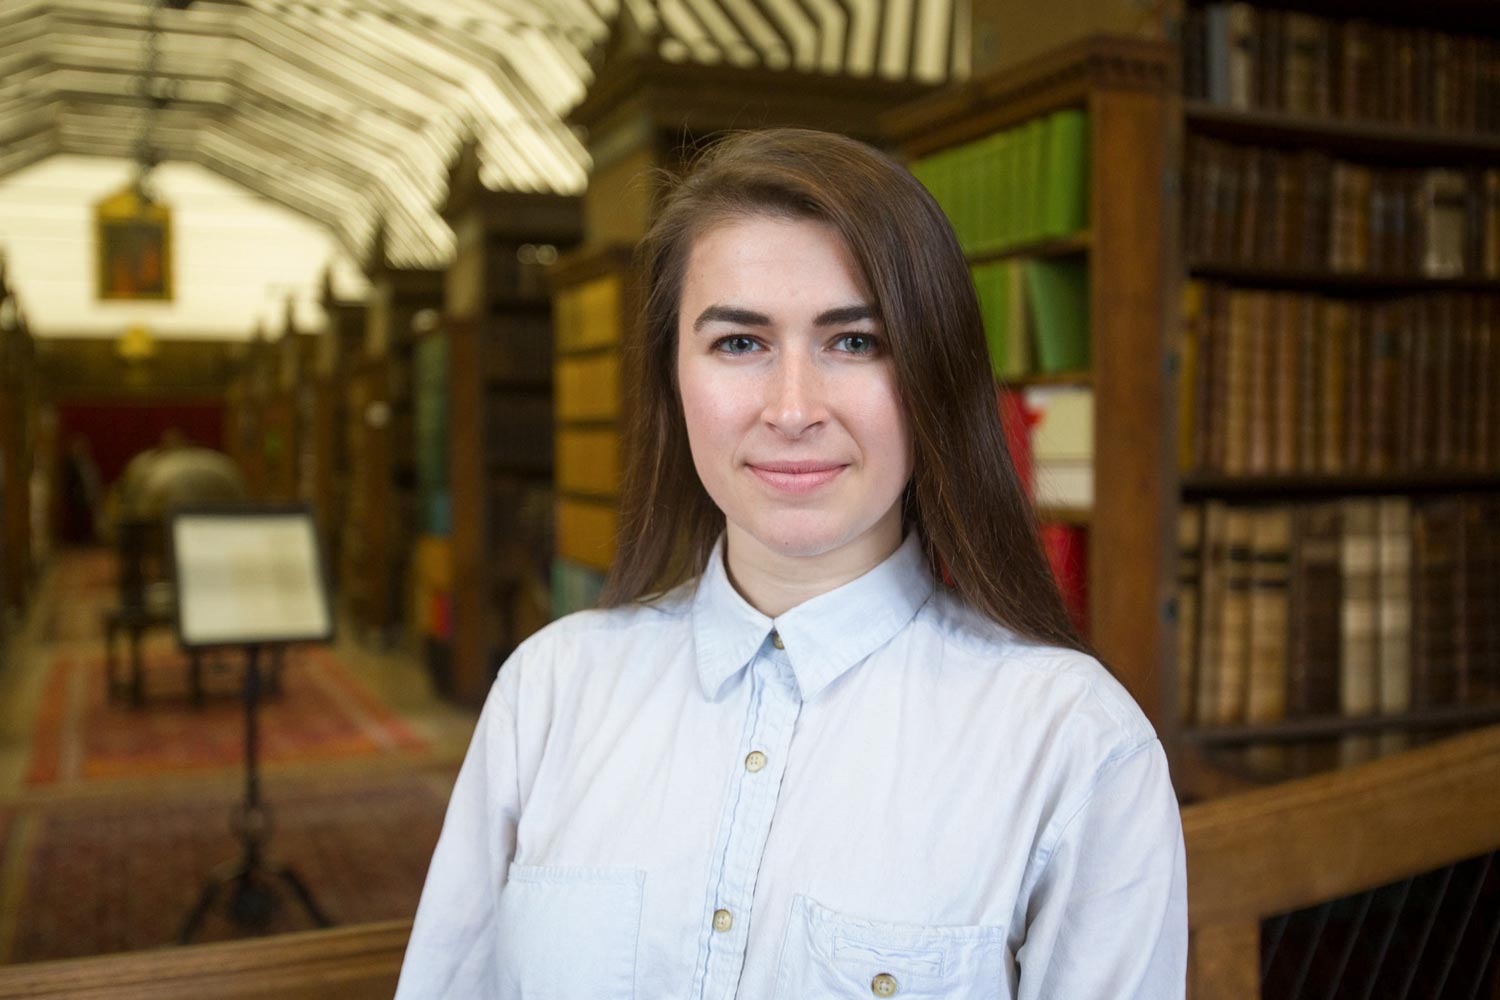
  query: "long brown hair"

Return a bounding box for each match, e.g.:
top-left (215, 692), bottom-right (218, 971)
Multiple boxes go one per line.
top-left (599, 127), bottom-right (1088, 656)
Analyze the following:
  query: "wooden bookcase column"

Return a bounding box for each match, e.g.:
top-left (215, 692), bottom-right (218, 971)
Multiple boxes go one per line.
top-left (885, 37), bottom-right (1180, 734)
top-left (441, 142), bottom-right (583, 706)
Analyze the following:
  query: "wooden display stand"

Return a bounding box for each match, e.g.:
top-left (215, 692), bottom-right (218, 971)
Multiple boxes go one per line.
top-left (885, 36), bottom-right (1179, 745)
top-left (441, 141), bottom-right (583, 705)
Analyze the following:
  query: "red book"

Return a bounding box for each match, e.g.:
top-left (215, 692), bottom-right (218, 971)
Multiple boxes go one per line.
top-left (997, 385), bottom-right (1039, 499)
top-left (1041, 522), bottom-right (1089, 637)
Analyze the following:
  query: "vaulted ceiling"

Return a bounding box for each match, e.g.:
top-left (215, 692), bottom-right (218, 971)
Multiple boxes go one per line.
top-left (0, 0), bottom-right (966, 269)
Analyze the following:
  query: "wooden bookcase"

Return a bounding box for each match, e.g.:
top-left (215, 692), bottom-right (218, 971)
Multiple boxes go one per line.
top-left (885, 36), bottom-right (1180, 748)
top-left (441, 142), bottom-right (583, 705)
top-left (549, 244), bottom-right (639, 614)
top-left (1168, 0), bottom-right (1500, 792)
top-left (0, 266), bottom-right (36, 638)
top-left (224, 332), bottom-right (275, 500)
top-left (313, 272), bottom-right (366, 589)
top-left (341, 227), bottom-right (442, 645)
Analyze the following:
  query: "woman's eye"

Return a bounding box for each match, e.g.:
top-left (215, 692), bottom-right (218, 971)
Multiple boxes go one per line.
top-left (713, 335), bottom-right (760, 355)
top-left (833, 333), bottom-right (880, 355)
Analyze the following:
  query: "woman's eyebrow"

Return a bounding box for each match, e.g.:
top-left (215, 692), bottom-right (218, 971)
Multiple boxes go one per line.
top-left (693, 305), bottom-right (769, 331)
top-left (692, 303), bottom-right (879, 331)
top-left (813, 304), bottom-right (879, 327)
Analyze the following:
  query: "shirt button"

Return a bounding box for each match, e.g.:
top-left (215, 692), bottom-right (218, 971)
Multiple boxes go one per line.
top-left (871, 972), bottom-right (899, 996)
top-left (745, 750), bottom-right (767, 772)
top-left (712, 908), bottom-right (733, 932)
top-left (771, 631), bottom-right (784, 650)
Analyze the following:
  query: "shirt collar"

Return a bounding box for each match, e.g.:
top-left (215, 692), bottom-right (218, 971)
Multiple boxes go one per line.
top-left (691, 531), bottom-right (935, 702)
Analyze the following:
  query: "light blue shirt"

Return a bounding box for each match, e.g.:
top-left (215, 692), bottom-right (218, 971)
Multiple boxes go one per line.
top-left (397, 532), bottom-right (1187, 999)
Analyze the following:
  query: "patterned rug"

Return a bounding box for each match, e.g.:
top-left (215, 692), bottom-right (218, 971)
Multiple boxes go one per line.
top-left (25, 646), bottom-right (430, 786)
top-left (40, 548), bottom-right (118, 643)
top-left (0, 770), bottom-right (452, 963)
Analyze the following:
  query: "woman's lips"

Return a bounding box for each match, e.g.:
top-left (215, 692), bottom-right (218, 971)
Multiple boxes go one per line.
top-left (747, 462), bottom-right (847, 495)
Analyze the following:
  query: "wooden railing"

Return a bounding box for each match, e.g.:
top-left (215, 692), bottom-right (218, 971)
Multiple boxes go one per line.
top-left (4, 726), bottom-right (1497, 999)
top-left (0, 920), bottom-right (409, 999)
top-left (1183, 725), bottom-right (1500, 998)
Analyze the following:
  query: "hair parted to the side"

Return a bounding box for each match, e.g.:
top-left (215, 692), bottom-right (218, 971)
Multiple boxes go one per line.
top-left (598, 126), bottom-right (1090, 656)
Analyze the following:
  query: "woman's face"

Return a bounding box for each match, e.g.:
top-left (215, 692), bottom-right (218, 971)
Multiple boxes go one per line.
top-left (676, 214), bottom-right (914, 566)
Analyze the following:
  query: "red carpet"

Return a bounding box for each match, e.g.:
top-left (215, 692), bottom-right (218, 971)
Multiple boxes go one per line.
top-left (25, 646), bottom-right (430, 786)
top-left (1, 770), bottom-right (451, 963)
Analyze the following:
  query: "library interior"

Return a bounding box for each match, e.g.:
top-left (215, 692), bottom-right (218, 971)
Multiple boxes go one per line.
top-left (0, 0), bottom-right (1498, 995)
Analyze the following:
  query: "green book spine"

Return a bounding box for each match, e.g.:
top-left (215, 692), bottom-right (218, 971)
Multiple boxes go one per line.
top-left (1024, 258), bottom-right (1091, 372)
top-left (1022, 118), bottom-right (1048, 243)
top-left (930, 147), bottom-right (956, 236)
top-left (954, 142), bottom-right (978, 256)
top-left (1004, 261), bottom-right (1032, 377)
top-left (975, 131), bottom-right (1007, 254)
top-left (1001, 127), bottom-right (1020, 248)
top-left (910, 154), bottom-right (935, 198)
top-left (1042, 109), bottom-right (1090, 237)
top-left (973, 263), bottom-right (1004, 377)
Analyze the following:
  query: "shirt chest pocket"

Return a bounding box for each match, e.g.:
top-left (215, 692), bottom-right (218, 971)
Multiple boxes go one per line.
top-left (494, 864), bottom-right (645, 1000)
top-left (774, 895), bottom-right (1013, 1000)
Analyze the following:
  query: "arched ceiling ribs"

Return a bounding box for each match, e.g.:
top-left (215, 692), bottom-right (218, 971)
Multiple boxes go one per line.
top-left (0, 0), bottom-right (963, 268)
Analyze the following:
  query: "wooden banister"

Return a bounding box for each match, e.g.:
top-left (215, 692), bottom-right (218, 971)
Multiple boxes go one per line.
top-left (1181, 725), bottom-right (1500, 998)
top-left (4, 730), bottom-right (1496, 999)
top-left (0, 919), bottom-right (411, 999)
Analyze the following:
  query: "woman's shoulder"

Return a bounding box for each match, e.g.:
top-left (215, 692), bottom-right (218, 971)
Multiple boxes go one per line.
top-left (917, 588), bottom-right (1158, 750)
top-left (514, 583), bottom-right (694, 658)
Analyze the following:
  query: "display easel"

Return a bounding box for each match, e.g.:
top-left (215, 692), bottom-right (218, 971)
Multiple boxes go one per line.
top-left (168, 505), bottom-right (336, 942)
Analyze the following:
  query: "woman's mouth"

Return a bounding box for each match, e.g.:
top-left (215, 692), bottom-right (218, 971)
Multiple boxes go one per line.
top-left (747, 462), bottom-right (847, 495)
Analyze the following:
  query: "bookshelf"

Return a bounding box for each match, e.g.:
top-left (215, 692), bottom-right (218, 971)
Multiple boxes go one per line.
top-left (313, 273), bottom-right (366, 590)
top-left (549, 244), bottom-right (637, 616)
top-left (886, 36), bottom-right (1179, 734)
top-left (0, 266), bottom-right (36, 637)
top-left (441, 142), bottom-right (582, 705)
top-left (341, 226), bottom-right (442, 645)
top-left (1172, 0), bottom-right (1500, 788)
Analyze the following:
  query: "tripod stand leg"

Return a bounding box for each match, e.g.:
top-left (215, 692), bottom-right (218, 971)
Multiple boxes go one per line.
top-left (275, 866), bottom-right (333, 927)
top-left (178, 878), bottom-right (224, 944)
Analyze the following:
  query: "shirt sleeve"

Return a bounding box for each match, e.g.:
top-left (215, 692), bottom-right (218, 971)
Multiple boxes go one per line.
top-left (394, 677), bottom-right (523, 999)
top-left (1015, 738), bottom-right (1188, 1000)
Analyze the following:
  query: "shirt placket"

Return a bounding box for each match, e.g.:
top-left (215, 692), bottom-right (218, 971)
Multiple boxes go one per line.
top-left (694, 636), bottom-right (801, 1000)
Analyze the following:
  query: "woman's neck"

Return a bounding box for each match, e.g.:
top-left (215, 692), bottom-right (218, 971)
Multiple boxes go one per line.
top-left (722, 512), bottom-right (904, 618)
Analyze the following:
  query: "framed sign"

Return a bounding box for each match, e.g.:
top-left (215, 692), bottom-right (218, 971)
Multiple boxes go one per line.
top-left (95, 185), bottom-right (173, 301)
top-left (169, 506), bottom-right (334, 648)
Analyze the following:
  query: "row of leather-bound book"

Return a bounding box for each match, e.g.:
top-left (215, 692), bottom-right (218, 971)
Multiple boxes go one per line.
top-left (1180, 285), bottom-right (1500, 477)
top-left (1176, 494), bottom-right (1500, 729)
top-left (1185, 136), bottom-right (1500, 278)
top-left (1184, 2), bottom-right (1500, 133)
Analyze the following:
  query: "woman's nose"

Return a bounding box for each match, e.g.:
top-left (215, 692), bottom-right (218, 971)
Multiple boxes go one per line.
top-left (761, 353), bottom-right (825, 437)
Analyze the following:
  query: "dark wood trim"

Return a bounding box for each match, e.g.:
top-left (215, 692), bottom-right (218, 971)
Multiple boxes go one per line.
top-left (883, 35), bottom-right (1176, 155)
top-left (1182, 724), bottom-right (1500, 927)
top-left (0, 921), bottom-right (411, 999)
top-left (1185, 100), bottom-right (1500, 164)
top-left (549, 243), bottom-right (638, 291)
top-left (1181, 471), bottom-right (1500, 498)
top-left (1002, 370), bottom-right (1094, 390)
top-left (1187, 261), bottom-right (1500, 294)
top-left (966, 231), bottom-right (1092, 266)
top-left (1183, 702), bottom-right (1500, 746)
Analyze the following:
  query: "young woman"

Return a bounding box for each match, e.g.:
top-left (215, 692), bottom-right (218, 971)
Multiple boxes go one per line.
top-left (397, 128), bottom-right (1186, 999)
